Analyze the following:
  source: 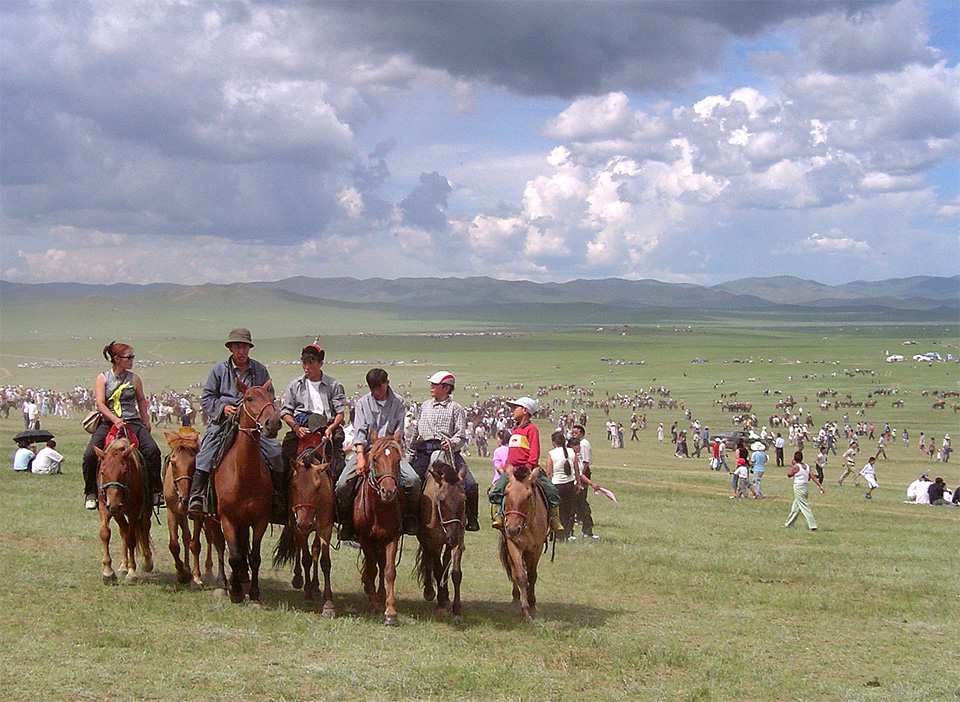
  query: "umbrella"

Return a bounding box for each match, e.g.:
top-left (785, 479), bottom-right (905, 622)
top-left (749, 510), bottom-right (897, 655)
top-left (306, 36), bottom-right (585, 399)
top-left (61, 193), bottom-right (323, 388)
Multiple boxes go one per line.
top-left (13, 429), bottom-right (55, 444)
top-left (594, 486), bottom-right (617, 503)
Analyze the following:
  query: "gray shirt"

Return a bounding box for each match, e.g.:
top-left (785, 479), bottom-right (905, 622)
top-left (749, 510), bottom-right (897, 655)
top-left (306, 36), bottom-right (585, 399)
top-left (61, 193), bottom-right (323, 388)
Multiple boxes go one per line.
top-left (352, 388), bottom-right (406, 449)
top-left (280, 373), bottom-right (345, 423)
top-left (200, 357), bottom-right (272, 424)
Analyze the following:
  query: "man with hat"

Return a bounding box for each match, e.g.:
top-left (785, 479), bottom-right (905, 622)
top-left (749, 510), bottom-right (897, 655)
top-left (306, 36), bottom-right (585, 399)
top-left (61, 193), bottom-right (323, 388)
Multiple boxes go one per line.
top-left (279, 342), bottom-right (346, 489)
top-left (750, 440), bottom-right (767, 498)
top-left (335, 367), bottom-right (421, 539)
top-left (406, 371), bottom-right (480, 531)
top-left (489, 396), bottom-right (563, 532)
top-left (187, 328), bottom-right (282, 517)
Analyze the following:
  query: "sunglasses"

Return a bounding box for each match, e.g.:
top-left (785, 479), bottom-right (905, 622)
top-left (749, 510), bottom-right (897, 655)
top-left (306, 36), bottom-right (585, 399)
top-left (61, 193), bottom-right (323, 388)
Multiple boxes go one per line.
top-left (119, 355), bottom-right (135, 360)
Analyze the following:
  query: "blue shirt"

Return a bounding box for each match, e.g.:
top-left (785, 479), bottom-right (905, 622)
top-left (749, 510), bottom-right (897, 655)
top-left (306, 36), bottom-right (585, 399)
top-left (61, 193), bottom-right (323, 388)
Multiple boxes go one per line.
top-left (13, 447), bottom-right (34, 471)
top-left (750, 450), bottom-right (767, 472)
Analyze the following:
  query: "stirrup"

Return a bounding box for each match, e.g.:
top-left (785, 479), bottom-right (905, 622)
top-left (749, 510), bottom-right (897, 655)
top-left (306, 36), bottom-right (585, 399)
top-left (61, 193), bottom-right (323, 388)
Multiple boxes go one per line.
top-left (549, 515), bottom-right (564, 532)
top-left (491, 513), bottom-right (503, 530)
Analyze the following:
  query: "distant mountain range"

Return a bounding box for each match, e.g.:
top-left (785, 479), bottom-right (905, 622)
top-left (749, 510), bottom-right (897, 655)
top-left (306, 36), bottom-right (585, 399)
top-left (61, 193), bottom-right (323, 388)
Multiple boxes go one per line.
top-left (2, 274), bottom-right (957, 313)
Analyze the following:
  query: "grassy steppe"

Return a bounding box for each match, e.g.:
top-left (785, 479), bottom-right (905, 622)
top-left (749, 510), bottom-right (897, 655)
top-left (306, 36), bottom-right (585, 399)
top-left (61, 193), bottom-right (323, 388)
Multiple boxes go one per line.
top-left (1, 300), bottom-right (958, 701)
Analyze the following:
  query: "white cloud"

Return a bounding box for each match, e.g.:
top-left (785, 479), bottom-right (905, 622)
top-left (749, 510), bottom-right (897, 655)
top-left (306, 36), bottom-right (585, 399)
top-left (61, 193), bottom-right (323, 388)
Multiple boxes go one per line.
top-left (801, 232), bottom-right (871, 254)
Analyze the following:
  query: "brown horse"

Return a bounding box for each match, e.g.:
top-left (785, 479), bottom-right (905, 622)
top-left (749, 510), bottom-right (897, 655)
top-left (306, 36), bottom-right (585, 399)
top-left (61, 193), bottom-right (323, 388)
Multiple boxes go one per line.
top-left (415, 460), bottom-right (466, 622)
top-left (209, 380), bottom-right (281, 604)
top-left (354, 430), bottom-right (404, 625)
top-left (498, 465), bottom-right (549, 622)
top-left (163, 429), bottom-right (216, 589)
top-left (272, 441), bottom-right (336, 616)
top-left (95, 437), bottom-right (154, 584)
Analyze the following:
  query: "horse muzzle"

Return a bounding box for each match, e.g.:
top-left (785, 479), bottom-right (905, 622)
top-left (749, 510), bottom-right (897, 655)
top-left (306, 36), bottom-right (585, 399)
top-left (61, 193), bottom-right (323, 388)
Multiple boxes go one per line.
top-left (262, 416), bottom-right (282, 438)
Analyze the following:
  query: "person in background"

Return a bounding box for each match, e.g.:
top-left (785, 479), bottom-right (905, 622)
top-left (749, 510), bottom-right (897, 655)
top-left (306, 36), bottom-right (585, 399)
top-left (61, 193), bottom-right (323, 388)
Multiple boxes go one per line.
top-left (13, 439), bottom-right (34, 472)
top-left (750, 441), bottom-right (767, 498)
top-left (490, 429), bottom-right (511, 485)
top-left (784, 450), bottom-right (824, 531)
top-left (837, 441), bottom-right (859, 487)
top-left (546, 431), bottom-right (580, 540)
top-left (860, 456), bottom-right (879, 499)
top-left (570, 425), bottom-right (599, 540)
top-left (32, 439), bottom-right (64, 475)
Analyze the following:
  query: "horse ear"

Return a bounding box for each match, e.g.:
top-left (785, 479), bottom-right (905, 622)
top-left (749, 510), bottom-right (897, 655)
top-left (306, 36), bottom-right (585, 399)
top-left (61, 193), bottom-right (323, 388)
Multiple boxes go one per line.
top-left (263, 378), bottom-right (273, 393)
top-left (370, 427), bottom-right (380, 442)
top-left (94, 446), bottom-right (105, 459)
top-left (164, 432), bottom-right (179, 447)
top-left (429, 465), bottom-right (442, 483)
top-left (122, 443), bottom-right (137, 458)
top-left (236, 379), bottom-right (249, 394)
top-left (390, 428), bottom-right (402, 443)
top-left (529, 466), bottom-right (541, 483)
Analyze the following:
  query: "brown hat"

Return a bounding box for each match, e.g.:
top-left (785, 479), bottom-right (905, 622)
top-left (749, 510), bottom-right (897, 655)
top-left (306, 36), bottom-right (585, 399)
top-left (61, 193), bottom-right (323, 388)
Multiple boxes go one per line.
top-left (225, 328), bottom-right (254, 348)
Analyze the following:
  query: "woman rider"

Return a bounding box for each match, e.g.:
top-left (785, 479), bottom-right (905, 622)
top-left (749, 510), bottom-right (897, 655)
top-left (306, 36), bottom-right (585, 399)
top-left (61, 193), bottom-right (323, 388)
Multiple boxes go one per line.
top-left (81, 341), bottom-right (162, 509)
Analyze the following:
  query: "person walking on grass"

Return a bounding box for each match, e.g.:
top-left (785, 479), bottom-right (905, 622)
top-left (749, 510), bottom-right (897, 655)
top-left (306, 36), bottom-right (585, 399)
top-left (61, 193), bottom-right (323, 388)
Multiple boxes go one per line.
top-left (784, 450), bottom-right (823, 531)
top-left (750, 441), bottom-right (767, 498)
top-left (859, 456), bottom-right (879, 499)
top-left (837, 441), bottom-right (859, 487)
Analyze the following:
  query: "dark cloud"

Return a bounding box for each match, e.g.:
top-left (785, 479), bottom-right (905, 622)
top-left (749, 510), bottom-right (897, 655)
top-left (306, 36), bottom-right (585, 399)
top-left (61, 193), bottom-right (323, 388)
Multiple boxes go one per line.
top-left (399, 171), bottom-right (451, 231)
top-left (329, 1), bottom-right (891, 97)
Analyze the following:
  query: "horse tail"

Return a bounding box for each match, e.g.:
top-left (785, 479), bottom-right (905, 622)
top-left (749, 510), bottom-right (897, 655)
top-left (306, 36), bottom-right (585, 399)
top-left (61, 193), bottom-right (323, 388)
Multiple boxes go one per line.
top-left (272, 525), bottom-right (297, 569)
top-left (413, 542), bottom-right (429, 588)
top-left (498, 532), bottom-right (513, 582)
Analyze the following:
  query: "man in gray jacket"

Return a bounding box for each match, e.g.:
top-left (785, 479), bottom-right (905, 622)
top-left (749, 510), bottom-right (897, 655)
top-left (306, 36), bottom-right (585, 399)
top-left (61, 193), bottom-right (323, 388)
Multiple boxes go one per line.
top-left (187, 328), bottom-right (282, 517)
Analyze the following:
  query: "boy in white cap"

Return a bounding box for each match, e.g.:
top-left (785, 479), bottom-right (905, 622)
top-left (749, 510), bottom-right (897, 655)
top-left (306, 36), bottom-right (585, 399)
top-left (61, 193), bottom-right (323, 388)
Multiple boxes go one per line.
top-left (489, 396), bottom-right (563, 532)
top-left (406, 371), bottom-right (480, 530)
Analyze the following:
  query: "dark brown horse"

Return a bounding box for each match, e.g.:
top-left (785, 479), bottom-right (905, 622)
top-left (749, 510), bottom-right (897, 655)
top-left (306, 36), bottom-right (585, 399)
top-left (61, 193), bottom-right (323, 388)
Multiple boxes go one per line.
top-left (415, 460), bottom-right (466, 622)
top-left (163, 429), bottom-right (215, 589)
top-left (498, 465), bottom-right (549, 622)
top-left (95, 437), bottom-right (154, 584)
top-left (210, 380), bottom-right (281, 604)
top-left (272, 440), bottom-right (336, 616)
top-left (354, 430), bottom-right (404, 625)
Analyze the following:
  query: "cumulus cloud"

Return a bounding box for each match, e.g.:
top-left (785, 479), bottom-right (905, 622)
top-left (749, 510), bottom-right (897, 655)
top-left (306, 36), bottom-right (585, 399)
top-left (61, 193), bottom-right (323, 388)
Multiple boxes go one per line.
top-left (801, 231), bottom-right (871, 253)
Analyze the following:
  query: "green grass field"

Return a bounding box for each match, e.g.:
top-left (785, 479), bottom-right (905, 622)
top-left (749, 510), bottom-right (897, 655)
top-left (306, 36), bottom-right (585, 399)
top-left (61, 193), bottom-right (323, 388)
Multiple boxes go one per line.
top-left (1, 299), bottom-right (958, 701)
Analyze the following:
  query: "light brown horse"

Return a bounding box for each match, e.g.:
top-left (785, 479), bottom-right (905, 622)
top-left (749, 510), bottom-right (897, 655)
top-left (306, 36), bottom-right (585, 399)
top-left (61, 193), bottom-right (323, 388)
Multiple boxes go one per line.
top-left (415, 460), bottom-right (466, 622)
top-left (498, 465), bottom-right (549, 622)
top-left (163, 429), bottom-right (215, 589)
top-left (272, 441), bottom-right (336, 616)
top-left (210, 380), bottom-right (281, 604)
top-left (354, 430), bottom-right (404, 625)
top-left (95, 437), bottom-right (154, 584)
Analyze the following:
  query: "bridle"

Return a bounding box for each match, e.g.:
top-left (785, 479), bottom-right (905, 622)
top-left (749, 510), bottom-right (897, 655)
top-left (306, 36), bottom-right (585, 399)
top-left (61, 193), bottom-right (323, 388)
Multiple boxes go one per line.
top-left (291, 443), bottom-right (331, 528)
top-left (238, 393), bottom-right (276, 435)
top-left (367, 439), bottom-right (401, 502)
top-left (503, 482), bottom-right (534, 532)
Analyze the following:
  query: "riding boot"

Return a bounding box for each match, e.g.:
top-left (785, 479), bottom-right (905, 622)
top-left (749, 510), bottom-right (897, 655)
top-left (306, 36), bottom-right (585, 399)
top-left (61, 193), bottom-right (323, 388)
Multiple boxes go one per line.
top-left (152, 464), bottom-right (164, 507)
top-left (465, 487), bottom-right (480, 531)
top-left (270, 469), bottom-right (287, 524)
top-left (336, 476), bottom-right (358, 542)
top-left (548, 507), bottom-right (564, 533)
top-left (187, 470), bottom-right (209, 518)
top-left (402, 486), bottom-right (419, 535)
top-left (491, 502), bottom-right (503, 530)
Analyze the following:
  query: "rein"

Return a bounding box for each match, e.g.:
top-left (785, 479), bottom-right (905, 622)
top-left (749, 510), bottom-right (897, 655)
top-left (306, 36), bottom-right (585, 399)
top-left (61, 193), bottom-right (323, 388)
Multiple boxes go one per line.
top-left (238, 396), bottom-right (275, 435)
top-left (366, 440), bottom-right (401, 500)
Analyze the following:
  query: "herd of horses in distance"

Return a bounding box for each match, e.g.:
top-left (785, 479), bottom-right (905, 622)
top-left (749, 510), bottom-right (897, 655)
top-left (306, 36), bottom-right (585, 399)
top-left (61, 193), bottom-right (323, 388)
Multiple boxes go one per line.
top-left (96, 381), bottom-right (549, 624)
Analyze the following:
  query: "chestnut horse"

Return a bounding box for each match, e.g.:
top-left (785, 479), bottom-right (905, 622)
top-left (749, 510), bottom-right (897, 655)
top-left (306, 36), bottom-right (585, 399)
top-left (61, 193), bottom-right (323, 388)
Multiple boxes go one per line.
top-left (415, 460), bottom-right (466, 621)
top-left (210, 380), bottom-right (281, 604)
top-left (95, 437), bottom-right (154, 584)
top-left (272, 440), bottom-right (336, 616)
top-left (354, 430), bottom-right (404, 625)
top-left (498, 465), bottom-right (549, 622)
top-left (163, 429), bottom-right (216, 589)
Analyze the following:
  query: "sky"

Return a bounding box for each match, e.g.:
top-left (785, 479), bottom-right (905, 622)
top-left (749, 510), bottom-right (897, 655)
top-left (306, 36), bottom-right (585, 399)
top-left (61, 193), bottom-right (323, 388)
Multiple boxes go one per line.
top-left (1, 0), bottom-right (958, 287)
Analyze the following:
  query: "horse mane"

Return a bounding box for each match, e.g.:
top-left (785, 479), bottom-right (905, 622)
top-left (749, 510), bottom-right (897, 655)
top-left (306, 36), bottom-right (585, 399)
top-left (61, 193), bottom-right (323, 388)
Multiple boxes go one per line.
top-left (167, 431), bottom-right (200, 453)
top-left (431, 460), bottom-right (460, 484)
top-left (512, 464), bottom-right (531, 482)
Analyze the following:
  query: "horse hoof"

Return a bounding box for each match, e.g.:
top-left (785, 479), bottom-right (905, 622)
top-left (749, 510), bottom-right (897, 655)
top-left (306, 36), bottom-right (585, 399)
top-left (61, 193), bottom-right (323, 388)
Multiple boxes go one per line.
top-left (423, 588), bottom-right (436, 602)
top-left (213, 588), bottom-right (228, 598)
top-left (292, 575), bottom-right (304, 589)
top-left (452, 615), bottom-right (463, 627)
top-left (190, 580), bottom-right (204, 591)
top-left (384, 615), bottom-right (399, 626)
top-left (102, 573), bottom-right (118, 585)
top-left (122, 574), bottom-right (138, 585)
top-left (177, 571), bottom-right (192, 585)
top-left (230, 593), bottom-right (245, 604)
top-left (248, 600), bottom-right (263, 610)
top-left (143, 562), bottom-right (154, 574)
top-left (321, 608), bottom-right (336, 619)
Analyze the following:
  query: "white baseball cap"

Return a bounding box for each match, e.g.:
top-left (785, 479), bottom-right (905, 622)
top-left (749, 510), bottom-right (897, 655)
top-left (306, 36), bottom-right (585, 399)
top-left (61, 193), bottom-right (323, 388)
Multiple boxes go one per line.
top-left (507, 396), bottom-right (538, 414)
top-left (427, 371), bottom-right (455, 387)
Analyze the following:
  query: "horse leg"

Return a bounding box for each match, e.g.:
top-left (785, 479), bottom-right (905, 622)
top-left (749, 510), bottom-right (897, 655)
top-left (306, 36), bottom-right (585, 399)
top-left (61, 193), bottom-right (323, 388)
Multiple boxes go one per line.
top-left (450, 543), bottom-right (463, 622)
top-left (292, 537), bottom-right (304, 591)
top-left (435, 549), bottom-right (450, 613)
top-left (140, 512), bottom-right (154, 574)
top-left (221, 520), bottom-right (245, 603)
top-left (360, 543), bottom-right (379, 611)
top-left (383, 539), bottom-right (399, 626)
top-left (376, 548), bottom-right (387, 611)
top-left (188, 516), bottom-right (204, 590)
top-left (422, 545), bottom-right (436, 602)
top-left (168, 509), bottom-right (189, 583)
top-left (99, 512), bottom-right (117, 584)
top-left (208, 520), bottom-right (228, 597)
top-left (119, 516), bottom-right (138, 584)
top-left (300, 539), bottom-right (314, 602)
top-left (247, 520), bottom-right (267, 606)
top-left (318, 531), bottom-right (335, 618)
top-left (203, 523), bottom-right (214, 578)
top-left (506, 540), bottom-right (531, 621)
top-left (524, 550), bottom-right (541, 618)
top-left (307, 531), bottom-right (321, 603)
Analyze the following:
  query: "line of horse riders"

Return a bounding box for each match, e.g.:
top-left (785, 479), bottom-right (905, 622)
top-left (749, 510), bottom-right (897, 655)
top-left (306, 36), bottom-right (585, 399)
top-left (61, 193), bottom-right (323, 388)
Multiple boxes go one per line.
top-left (86, 328), bottom-right (563, 621)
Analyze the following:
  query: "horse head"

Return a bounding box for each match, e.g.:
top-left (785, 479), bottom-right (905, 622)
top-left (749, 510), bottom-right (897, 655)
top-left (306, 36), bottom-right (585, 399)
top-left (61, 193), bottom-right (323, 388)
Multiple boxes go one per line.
top-left (503, 465), bottom-right (539, 538)
top-left (290, 446), bottom-right (329, 532)
top-left (164, 430), bottom-right (200, 509)
top-left (428, 460), bottom-right (465, 546)
top-left (367, 429), bottom-right (402, 503)
top-left (94, 438), bottom-right (139, 517)
top-left (236, 379), bottom-right (281, 438)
